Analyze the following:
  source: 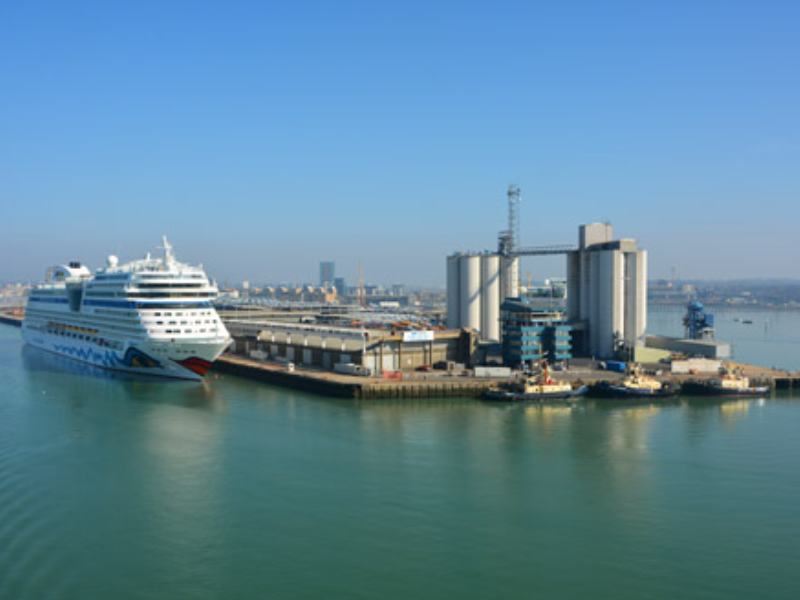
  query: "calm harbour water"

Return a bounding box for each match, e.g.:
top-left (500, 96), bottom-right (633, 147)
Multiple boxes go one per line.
top-left (2, 317), bottom-right (800, 600)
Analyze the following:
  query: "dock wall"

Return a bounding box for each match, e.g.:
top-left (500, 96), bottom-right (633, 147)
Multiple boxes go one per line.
top-left (212, 355), bottom-right (501, 399)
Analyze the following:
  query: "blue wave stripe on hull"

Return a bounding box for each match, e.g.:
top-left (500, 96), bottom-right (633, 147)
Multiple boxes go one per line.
top-left (53, 344), bottom-right (122, 367)
top-left (51, 344), bottom-right (161, 369)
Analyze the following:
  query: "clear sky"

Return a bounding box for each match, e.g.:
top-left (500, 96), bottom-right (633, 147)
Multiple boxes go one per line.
top-left (1, 0), bottom-right (798, 286)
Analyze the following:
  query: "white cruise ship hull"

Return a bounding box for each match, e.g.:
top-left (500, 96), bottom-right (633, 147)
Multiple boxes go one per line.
top-left (22, 326), bottom-right (230, 381)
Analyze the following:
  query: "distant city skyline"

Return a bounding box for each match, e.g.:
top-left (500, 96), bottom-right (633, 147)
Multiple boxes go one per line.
top-left (2, 1), bottom-right (798, 285)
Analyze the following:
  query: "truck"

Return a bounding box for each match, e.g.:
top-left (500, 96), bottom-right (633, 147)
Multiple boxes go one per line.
top-left (333, 363), bottom-right (373, 377)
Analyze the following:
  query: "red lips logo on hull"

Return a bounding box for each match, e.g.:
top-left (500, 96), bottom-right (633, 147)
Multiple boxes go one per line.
top-left (176, 357), bottom-right (212, 376)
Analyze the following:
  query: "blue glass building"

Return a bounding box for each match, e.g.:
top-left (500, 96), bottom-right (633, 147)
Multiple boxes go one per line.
top-left (501, 299), bottom-right (572, 366)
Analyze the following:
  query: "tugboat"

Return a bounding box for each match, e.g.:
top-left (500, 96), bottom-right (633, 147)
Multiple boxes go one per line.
top-left (591, 364), bottom-right (680, 399)
top-left (483, 363), bottom-right (588, 402)
top-left (682, 365), bottom-right (769, 398)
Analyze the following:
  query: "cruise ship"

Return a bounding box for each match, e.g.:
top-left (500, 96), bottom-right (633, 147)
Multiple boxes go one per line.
top-left (22, 237), bottom-right (231, 380)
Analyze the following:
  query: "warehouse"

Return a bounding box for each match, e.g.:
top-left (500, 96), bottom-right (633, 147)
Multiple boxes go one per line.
top-left (225, 320), bottom-right (478, 373)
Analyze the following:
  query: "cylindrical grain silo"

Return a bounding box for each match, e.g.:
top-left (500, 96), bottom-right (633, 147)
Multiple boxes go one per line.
top-left (446, 254), bottom-right (462, 329)
top-left (480, 253), bottom-right (501, 341)
top-left (566, 251), bottom-right (581, 322)
top-left (460, 254), bottom-right (482, 333)
top-left (500, 256), bottom-right (520, 301)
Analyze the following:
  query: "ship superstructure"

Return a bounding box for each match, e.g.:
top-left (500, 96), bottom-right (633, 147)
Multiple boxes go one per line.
top-left (22, 237), bottom-right (231, 380)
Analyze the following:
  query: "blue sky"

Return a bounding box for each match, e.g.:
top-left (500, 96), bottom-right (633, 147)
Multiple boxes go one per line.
top-left (1, 0), bottom-right (798, 286)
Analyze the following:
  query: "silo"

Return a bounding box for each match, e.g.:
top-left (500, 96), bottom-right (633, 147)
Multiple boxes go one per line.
top-left (480, 254), bottom-right (501, 341)
top-left (446, 255), bottom-right (462, 329)
top-left (500, 256), bottom-right (520, 301)
top-left (623, 249), bottom-right (647, 349)
top-left (566, 251), bottom-right (581, 321)
top-left (460, 254), bottom-right (482, 333)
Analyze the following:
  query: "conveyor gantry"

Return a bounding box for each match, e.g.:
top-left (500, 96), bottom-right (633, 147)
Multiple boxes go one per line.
top-left (513, 245), bottom-right (577, 257)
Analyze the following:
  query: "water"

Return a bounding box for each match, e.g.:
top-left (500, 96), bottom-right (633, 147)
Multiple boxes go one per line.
top-left (2, 325), bottom-right (800, 599)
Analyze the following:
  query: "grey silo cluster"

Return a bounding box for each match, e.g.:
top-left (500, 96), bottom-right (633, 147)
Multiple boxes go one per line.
top-left (446, 252), bottom-right (518, 342)
top-left (566, 223), bottom-right (648, 358)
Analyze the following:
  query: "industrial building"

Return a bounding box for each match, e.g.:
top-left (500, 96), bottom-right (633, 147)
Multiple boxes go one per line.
top-left (639, 301), bottom-right (731, 361)
top-left (225, 319), bottom-right (478, 373)
top-left (501, 299), bottom-right (572, 366)
top-left (643, 334), bottom-right (731, 360)
top-left (567, 223), bottom-right (648, 359)
top-left (445, 186), bottom-right (649, 361)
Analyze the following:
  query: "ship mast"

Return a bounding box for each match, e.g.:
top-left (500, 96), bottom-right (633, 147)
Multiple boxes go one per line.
top-left (161, 235), bottom-right (175, 265)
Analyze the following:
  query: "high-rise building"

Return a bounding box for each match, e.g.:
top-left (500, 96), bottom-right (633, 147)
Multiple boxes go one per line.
top-left (319, 261), bottom-right (335, 287)
top-left (566, 224), bottom-right (647, 359)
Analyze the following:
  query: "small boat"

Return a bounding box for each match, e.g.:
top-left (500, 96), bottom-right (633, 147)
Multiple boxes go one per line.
top-left (682, 365), bottom-right (769, 397)
top-left (482, 363), bottom-right (588, 402)
top-left (591, 364), bottom-right (680, 399)
top-left (742, 319), bottom-right (753, 324)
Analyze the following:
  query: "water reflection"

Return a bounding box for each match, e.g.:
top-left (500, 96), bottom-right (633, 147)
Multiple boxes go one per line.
top-left (20, 343), bottom-right (228, 592)
top-left (718, 400), bottom-right (752, 423)
top-left (522, 404), bottom-right (576, 437)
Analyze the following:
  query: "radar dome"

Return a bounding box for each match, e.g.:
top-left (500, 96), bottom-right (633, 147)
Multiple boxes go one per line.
top-left (107, 255), bottom-right (119, 267)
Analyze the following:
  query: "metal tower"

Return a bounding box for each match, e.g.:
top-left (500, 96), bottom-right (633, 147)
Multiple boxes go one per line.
top-left (498, 185), bottom-right (521, 256)
top-left (508, 184), bottom-right (521, 253)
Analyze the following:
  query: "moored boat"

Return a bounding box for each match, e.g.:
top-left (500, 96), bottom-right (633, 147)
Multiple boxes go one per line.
top-left (591, 364), bottom-right (680, 399)
top-left (682, 365), bottom-right (769, 397)
top-left (482, 363), bottom-right (588, 402)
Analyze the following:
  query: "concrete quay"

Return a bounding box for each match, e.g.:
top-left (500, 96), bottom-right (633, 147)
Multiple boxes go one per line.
top-left (214, 354), bottom-right (800, 399)
top-left (212, 354), bottom-right (505, 399)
